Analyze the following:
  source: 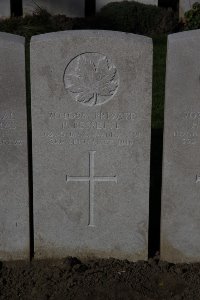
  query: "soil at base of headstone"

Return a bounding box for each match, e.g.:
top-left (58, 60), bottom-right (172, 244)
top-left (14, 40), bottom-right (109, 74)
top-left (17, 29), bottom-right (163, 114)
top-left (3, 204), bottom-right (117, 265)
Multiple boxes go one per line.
top-left (0, 257), bottom-right (200, 299)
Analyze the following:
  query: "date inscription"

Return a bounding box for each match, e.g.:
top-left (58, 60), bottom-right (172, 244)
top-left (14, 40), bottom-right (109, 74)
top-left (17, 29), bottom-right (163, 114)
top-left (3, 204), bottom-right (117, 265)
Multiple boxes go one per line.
top-left (0, 111), bottom-right (23, 146)
top-left (173, 111), bottom-right (200, 145)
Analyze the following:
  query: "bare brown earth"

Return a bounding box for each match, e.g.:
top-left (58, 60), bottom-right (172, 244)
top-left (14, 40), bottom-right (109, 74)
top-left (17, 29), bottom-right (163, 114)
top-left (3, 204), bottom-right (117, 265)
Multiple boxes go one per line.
top-left (0, 256), bottom-right (200, 300)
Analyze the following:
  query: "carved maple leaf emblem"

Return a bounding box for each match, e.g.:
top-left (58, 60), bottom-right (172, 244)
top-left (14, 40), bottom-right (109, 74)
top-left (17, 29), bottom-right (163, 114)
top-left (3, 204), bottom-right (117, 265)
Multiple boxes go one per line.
top-left (64, 53), bottom-right (119, 106)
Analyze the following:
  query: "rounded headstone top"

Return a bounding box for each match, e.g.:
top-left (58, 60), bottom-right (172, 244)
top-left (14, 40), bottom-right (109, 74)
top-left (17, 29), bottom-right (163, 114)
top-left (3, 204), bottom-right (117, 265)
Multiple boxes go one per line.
top-left (31, 30), bottom-right (152, 45)
top-left (168, 29), bottom-right (200, 43)
top-left (0, 32), bottom-right (24, 45)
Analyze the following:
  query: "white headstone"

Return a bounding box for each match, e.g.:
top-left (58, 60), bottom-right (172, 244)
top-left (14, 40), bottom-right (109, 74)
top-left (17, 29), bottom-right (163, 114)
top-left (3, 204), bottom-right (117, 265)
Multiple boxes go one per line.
top-left (0, 0), bottom-right (10, 18)
top-left (97, 0), bottom-right (158, 11)
top-left (23, 0), bottom-right (84, 17)
top-left (161, 29), bottom-right (200, 263)
top-left (0, 33), bottom-right (29, 260)
top-left (31, 30), bottom-right (152, 261)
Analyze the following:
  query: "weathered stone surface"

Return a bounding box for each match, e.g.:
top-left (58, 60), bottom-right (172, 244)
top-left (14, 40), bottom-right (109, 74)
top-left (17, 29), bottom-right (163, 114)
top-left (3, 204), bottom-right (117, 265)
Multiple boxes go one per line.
top-left (0, 33), bottom-right (29, 260)
top-left (23, 0), bottom-right (84, 17)
top-left (0, 0), bottom-right (10, 18)
top-left (97, 0), bottom-right (158, 11)
top-left (31, 30), bottom-right (152, 261)
top-left (161, 30), bottom-right (200, 263)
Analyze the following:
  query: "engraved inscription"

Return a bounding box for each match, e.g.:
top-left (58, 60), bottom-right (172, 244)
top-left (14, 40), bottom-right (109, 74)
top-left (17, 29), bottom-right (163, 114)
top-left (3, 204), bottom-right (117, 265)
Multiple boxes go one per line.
top-left (172, 111), bottom-right (200, 145)
top-left (66, 151), bottom-right (117, 227)
top-left (49, 112), bottom-right (135, 121)
top-left (64, 53), bottom-right (119, 106)
top-left (0, 111), bottom-right (16, 130)
top-left (0, 111), bottom-right (23, 146)
top-left (0, 139), bottom-right (23, 145)
top-left (45, 110), bottom-right (140, 147)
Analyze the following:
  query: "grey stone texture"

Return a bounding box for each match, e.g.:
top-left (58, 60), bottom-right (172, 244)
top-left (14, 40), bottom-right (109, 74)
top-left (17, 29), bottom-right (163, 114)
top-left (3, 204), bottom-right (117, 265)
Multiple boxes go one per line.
top-left (23, 0), bottom-right (84, 17)
top-left (31, 30), bottom-right (152, 261)
top-left (97, 0), bottom-right (158, 11)
top-left (161, 30), bottom-right (200, 263)
top-left (0, 0), bottom-right (10, 18)
top-left (0, 33), bottom-right (29, 260)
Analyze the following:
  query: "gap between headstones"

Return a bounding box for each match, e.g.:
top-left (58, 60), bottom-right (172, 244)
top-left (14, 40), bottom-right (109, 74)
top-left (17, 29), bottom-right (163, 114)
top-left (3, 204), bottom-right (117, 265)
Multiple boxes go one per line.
top-left (10, 0), bottom-right (23, 17)
top-left (148, 129), bottom-right (163, 258)
top-left (25, 40), bottom-right (34, 260)
top-left (85, 0), bottom-right (96, 17)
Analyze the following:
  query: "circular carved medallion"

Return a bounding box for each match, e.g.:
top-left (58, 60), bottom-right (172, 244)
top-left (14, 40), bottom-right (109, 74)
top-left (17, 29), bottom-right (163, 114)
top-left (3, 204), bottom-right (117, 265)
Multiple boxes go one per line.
top-left (64, 52), bottom-right (119, 106)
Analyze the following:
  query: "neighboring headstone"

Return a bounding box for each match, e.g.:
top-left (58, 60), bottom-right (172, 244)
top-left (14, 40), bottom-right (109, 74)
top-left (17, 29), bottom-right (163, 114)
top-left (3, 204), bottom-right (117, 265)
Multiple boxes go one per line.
top-left (0, 33), bottom-right (29, 260)
top-left (23, 0), bottom-right (84, 17)
top-left (97, 0), bottom-right (158, 11)
top-left (179, 0), bottom-right (199, 19)
top-left (0, 0), bottom-right (10, 18)
top-left (161, 29), bottom-right (200, 263)
top-left (31, 30), bottom-right (152, 261)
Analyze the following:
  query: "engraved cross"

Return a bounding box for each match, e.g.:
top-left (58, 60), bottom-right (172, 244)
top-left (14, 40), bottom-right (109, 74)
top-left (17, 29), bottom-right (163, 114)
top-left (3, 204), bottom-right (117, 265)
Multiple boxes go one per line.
top-left (66, 151), bottom-right (117, 227)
